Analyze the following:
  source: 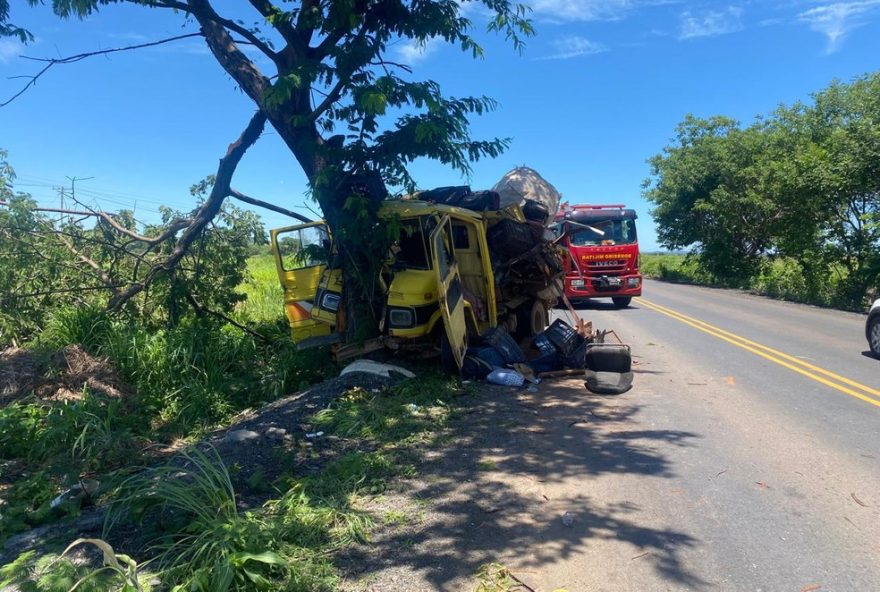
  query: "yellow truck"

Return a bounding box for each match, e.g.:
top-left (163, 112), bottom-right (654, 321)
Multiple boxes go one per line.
top-left (270, 199), bottom-right (564, 371)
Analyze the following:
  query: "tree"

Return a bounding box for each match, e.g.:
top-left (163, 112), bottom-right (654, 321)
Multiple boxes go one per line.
top-left (1, 0), bottom-right (532, 338)
top-left (644, 72), bottom-right (880, 306)
top-left (643, 115), bottom-right (780, 282)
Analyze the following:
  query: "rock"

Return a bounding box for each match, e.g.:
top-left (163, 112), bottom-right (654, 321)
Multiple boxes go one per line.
top-left (224, 429), bottom-right (260, 443)
top-left (265, 427), bottom-right (287, 440)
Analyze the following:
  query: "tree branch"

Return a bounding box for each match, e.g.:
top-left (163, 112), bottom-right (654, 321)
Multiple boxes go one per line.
top-left (228, 188), bottom-right (312, 223)
top-left (0, 200), bottom-right (192, 246)
top-left (185, 290), bottom-right (270, 342)
top-left (108, 110), bottom-right (268, 311)
top-left (187, 0), bottom-right (272, 106)
top-left (146, 0), bottom-right (279, 61)
top-left (1, 33), bottom-right (204, 107)
top-left (246, 0), bottom-right (301, 49)
top-left (56, 233), bottom-right (120, 296)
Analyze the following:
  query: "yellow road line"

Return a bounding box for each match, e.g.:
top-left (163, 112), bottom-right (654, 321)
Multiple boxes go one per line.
top-left (640, 298), bottom-right (880, 398)
top-left (635, 297), bottom-right (880, 409)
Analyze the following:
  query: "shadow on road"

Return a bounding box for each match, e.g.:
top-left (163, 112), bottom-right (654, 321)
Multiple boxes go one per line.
top-left (341, 381), bottom-right (705, 590)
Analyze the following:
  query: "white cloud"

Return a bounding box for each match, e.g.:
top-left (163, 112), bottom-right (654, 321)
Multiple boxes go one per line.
top-left (798, 1), bottom-right (880, 53)
top-left (0, 39), bottom-right (23, 63)
top-left (679, 5), bottom-right (744, 39)
top-left (525, 0), bottom-right (680, 23)
top-left (394, 37), bottom-right (442, 64)
top-left (529, 0), bottom-right (635, 22)
top-left (539, 35), bottom-right (609, 59)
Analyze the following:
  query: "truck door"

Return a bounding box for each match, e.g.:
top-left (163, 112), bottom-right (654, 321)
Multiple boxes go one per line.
top-left (430, 216), bottom-right (468, 369)
top-left (270, 223), bottom-right (333, 341)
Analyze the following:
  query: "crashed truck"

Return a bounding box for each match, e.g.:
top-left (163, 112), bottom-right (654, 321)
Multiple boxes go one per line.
top-left (270, 168), bottom-right (633, 392)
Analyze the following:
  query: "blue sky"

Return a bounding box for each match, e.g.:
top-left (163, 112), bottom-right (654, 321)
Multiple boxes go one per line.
top-left (1, 0), bottom-right (879, 251)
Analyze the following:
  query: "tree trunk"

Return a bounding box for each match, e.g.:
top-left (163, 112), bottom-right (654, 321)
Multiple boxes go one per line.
top-left (312, 170), bottom-right (388, 342)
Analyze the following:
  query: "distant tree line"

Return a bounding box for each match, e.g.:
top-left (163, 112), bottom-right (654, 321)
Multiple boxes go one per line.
top-left (644, 72), bottom-right (880, 309)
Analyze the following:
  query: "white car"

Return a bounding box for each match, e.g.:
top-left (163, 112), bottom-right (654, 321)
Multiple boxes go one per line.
top-left (867, 299), bottom-right (880, 357)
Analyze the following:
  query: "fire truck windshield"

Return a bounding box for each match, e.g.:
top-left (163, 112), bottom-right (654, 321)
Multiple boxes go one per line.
top-left (568, 218), bottom-right (637, 246)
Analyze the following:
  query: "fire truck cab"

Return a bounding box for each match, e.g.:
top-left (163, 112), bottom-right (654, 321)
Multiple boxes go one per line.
top-left (555, 203), bottom-right (642, 307)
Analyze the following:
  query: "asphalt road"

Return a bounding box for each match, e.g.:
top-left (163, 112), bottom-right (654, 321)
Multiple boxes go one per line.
top-left (535, 279), bottom-right (880, 591)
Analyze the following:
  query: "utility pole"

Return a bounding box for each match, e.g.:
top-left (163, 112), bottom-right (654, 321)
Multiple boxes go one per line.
top-left (57, 186), bottom-right (68, 224)
top-left (65, 175), bottom-right (95, 207)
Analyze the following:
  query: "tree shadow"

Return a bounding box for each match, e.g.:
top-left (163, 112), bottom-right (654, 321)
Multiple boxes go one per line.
top-left (340, 381), bottom-right (706, 589)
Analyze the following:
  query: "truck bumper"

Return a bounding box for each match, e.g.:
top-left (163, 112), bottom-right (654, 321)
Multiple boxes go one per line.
top-left (564, 274), bottom-right (642, 301)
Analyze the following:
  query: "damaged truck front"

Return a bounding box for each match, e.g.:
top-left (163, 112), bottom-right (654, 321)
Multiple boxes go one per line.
top-left (270, 198), bottom-right (564, 372)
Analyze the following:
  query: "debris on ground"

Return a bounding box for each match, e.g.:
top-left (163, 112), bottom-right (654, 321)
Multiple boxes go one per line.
top-left (0, 344), bottom-right (130, 405)
top-left (340, 359), bottom-right (416, 379)
top-left (461, 319), bottom-right (633, 395)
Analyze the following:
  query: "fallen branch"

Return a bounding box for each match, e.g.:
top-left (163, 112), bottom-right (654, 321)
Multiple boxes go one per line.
top-left (0, 200), bottom-right (192, 246)
top-left (228, 189), bottom-right (312, 223)
top-left (56, 233), bottom-right (120, 296)
top-left (108, 110), bottom-right (268, 311)
top-left (185, 291), bottom-right (269, 342)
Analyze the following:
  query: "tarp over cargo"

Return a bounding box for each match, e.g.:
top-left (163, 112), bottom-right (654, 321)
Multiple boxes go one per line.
top-left (492, 167), bottom-right (563, 221)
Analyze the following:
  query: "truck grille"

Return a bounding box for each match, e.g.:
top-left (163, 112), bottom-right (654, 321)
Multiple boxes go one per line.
top-left (586, 261), bottom-right (627, 273)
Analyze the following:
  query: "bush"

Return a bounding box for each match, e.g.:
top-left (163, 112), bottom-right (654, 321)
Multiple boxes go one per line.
top-left (37, 307), bottom-right (333, 431)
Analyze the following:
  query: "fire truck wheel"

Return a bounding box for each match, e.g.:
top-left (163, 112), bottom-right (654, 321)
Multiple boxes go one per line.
top-left (612, 297), bottom-right (632, 308)
top-left (516, 299), bottom-right (549, 339)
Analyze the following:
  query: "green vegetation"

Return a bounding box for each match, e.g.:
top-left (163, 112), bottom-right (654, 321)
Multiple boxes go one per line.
top-left (5, 0), bottom-right (533, 345)
top-left (644, 72), bottom-right (880, 310)
top-left (234, 253), bottom-right (284, 325)
top-left (641, 252), bottom-right (857, 308)
top-left (1, 241), bottom-right (468, 590)
top-left (3, 371), bottom-right (467, 591)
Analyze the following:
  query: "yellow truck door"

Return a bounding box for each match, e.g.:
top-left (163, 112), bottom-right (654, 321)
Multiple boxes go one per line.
top-left (270, 222), bottom-right (333, 341)
top-left (430, 216), bottom-right (468, 370)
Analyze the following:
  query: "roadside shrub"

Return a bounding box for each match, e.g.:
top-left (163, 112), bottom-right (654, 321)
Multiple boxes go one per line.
top-left (752, 258), bottom-right (810, 301)
top-left (640, 253), bottom-right (715, 285)
top-left (37, 308), bottom-right (333, 432)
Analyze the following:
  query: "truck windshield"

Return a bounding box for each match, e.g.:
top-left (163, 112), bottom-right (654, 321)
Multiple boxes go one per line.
top-left (569, 218), bottom-right (637, 246)
top-left (392, 217), bottom-right (431, 270)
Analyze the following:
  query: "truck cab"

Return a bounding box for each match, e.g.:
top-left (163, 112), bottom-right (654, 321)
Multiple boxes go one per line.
top-left (270, 200), bottom-right (557, 370)
top-left (555, 204), bottom-right (642, 307)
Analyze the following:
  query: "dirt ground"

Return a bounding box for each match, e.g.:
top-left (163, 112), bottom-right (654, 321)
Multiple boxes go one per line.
top-left (0, 345), bottom-right (130, 405)
top-left (338, 375), bottom-right (672, 592)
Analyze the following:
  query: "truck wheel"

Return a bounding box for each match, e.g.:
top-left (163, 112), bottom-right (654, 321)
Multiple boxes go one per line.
top-left (869, 315), bottom-right (880, 357)
top-left (516, 300), bottom-right (549, 339)
top-left (612, 297), bottom-right (632, 308)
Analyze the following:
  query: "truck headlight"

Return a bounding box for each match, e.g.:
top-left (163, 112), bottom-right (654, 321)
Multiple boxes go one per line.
top-left (388, 307), bottom-right (415, 328)
top-left (626, 277), bottom-right (641, 288)
top-left (571, 279), bottom-right (586, 288)
top-left (320, 290), bottom-right (340, 312)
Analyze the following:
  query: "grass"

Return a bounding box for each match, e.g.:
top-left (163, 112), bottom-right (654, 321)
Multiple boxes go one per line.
top-left (640, 253), bottom-right (866, 311)
top-left (473, 563), bottom-right (534, 592)
top-left (235, 252), bottom-right (285, 325)
top-left (1, 255), bottom-right (333, 541)
top-left (2, 250), bottom-right (473, 590)
top-left (640, 253), bottom-right (713, 285)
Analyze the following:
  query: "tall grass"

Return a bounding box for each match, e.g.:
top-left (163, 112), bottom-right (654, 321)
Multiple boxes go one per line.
top-left (235, 253), bottom-right (285, 325)
top-left (641, 253), bottom-right (865, 310)
top-left (36, 306), bottom-right (333, 431)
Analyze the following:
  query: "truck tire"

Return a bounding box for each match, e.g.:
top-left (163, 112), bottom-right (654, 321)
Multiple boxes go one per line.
top-left (612, 297), bottom-right (632, 308)
top-left (516, 299), bottom-right (549, 340)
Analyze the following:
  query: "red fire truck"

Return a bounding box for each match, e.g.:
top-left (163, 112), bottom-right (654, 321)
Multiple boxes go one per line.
top-left (554, 203), bottom-right (642, 307)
